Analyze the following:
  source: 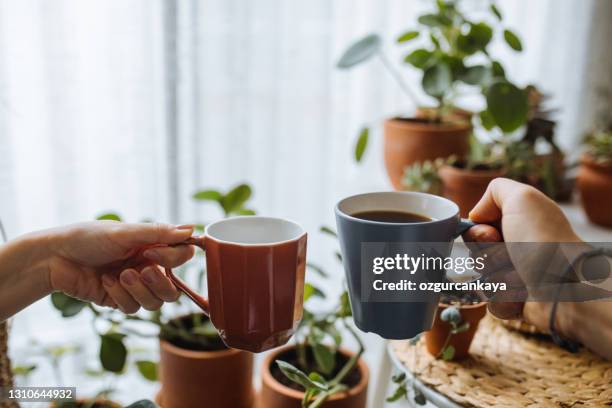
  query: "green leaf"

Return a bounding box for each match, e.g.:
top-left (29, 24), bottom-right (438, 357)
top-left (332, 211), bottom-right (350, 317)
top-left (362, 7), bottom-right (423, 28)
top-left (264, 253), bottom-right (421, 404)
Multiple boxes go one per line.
top-left (490, 3), bottom-right (502, 20)
top-left (338, 291), bottom-right (352, 317)
top-left (99, 333), bottom-right (127, 373)
top-left (312, 343), bottom-right (336, 375)
top-left (503, 29), bottom-right (523, 51)
top-left (430, 33), bottom-right (441, 49)
top-left (486, 81), bottom-right (528, 133)
top-left (460, 65), bottom-right (489, 86)
top-left (418, 14), bottom-right (451, 27)
top-left (12, 364), bottom-right (37, 377)
top-left (441, 345), bottom-right (456, 361)
top-left (192, 190), bottom-right (223, 202)
top-left (125, 401), bottom-right (157, 408)
top-left (235, 208), bottom-right (256, 215)
top-left (136, 360), bottom-right (158, 382)
top-left (304, 283), bottom-right (325, 302)
top-left (391, 372), bottom-right (406, 383)
top-left (354, 127), bottom-right (369, 162)
top-left (404, 49), bottom-right (434, 69)
top-left (337, 34), bottom-right (381, 69)
top-left (397, 31), bottom-right (419, 43)
top-left (386, 384), bottom-right (408, 402)
top-left (491, 61), bottom-right (505, 78)
top-left (221, 184), bottom-right (252, 214)
top-left (97, 213), bottom-right (121, 221)
top-left (276, 361), bottom-right (328, 391)
top-left (479, 110), bottom-right (495, 130)
top-left (422, 63), bottom-right (452, 99)
top-left (457, 23), bottom-right (493, 54)
top-left (97, 213), bottom-right (121, 222)
top-left (319, 226), bottom-right (337, 237)
top-left (306, 262), bottom-right (329, 278)
top-left (51, 293), bottom-right (87, 318)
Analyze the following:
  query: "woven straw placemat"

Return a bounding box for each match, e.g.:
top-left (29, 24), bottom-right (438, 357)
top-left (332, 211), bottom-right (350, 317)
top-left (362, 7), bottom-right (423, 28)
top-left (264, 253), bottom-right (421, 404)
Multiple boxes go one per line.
top-left (0, 322), bottom-right (18, 408)
top-left (392, 316), bottom-right (612, 407)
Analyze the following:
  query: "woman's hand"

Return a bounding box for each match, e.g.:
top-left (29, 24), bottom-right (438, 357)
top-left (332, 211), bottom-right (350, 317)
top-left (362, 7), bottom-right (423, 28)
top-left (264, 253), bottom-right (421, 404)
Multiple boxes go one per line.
top-left (0, 221), bottom-right (195, 320)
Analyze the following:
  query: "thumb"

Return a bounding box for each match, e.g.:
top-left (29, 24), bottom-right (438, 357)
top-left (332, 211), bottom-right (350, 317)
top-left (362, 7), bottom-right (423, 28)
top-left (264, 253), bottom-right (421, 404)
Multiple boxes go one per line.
top-left (468, 177), bottom-right (521, 223)
top-left (108, 223), bottom-right (194, 247)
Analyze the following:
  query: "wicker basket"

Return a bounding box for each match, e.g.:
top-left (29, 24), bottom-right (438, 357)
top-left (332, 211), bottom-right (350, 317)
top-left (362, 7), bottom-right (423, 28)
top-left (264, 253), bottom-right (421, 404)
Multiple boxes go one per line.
top-left (392, 316), bottom-right (612, 407)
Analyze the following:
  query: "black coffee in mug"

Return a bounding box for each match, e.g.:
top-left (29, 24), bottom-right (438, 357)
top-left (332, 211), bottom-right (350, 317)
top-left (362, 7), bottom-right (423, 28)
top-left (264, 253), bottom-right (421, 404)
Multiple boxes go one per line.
top-left (351, 210), bottom-right (432, 223)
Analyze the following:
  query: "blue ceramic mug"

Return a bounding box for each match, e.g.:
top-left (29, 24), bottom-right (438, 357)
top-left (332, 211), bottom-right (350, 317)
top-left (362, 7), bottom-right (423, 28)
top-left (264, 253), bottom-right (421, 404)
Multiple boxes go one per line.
top-left (335, 191), bottom-right (475, 339)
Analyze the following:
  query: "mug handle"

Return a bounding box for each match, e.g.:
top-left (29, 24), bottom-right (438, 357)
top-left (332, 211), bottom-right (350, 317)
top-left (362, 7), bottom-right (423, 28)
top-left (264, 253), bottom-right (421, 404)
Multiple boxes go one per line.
top-left (164, 236), bottom-right (210, 315)
top-left (454, 218), bottom-right (477, 237)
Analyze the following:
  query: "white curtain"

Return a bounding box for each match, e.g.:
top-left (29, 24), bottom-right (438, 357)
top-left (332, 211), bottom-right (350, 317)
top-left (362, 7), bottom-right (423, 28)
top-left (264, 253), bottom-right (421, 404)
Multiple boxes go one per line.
top-left (1, 0), bottom-right (611, 404)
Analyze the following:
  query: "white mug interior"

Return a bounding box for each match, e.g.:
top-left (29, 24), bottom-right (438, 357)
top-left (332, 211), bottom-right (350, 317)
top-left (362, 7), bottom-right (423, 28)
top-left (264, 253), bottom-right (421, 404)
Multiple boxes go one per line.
top-left (336, 191), bottom-right (459, 222)
top-left (205, 216), bottom-right (305, 245)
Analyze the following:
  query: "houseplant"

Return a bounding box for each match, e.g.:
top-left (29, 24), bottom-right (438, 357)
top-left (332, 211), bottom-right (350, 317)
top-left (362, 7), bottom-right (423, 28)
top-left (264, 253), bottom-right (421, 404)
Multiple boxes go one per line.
top-left (577, 129), bottom-right (612, 227)
top-left (423, 292), bottom-right (486, 360)
top-left (50, 183), bottom-right (257, 408)
top-left (337, 0), bottom-right (526, 190)
top-left (260, 227), bottom-right (369, 408)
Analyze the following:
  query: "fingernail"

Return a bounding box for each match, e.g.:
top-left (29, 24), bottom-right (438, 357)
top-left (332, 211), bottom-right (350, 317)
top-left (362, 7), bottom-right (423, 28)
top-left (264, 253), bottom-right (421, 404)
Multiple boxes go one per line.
top-left (177, 224), bottom-right (194, 231)
top-left (102, 274), bottom-right (116, 287)
top-left (143, 249), bottom-right (160, 262)
top-left (121, 269), bottom-right (137, 286)
top-left (142, 267), bottom-right (157, 285)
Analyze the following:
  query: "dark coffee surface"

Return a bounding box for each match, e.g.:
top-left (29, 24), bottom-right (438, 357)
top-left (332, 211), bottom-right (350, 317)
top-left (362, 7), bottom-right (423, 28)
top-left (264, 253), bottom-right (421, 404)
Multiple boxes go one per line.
top-left (351, 210), bottom-right (432, 223)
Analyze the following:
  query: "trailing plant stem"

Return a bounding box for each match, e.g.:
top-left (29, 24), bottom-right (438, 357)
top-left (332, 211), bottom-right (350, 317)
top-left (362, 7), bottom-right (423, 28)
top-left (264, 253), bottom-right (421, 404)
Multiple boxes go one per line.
top-left (377, 53), bottom-right (422, 108)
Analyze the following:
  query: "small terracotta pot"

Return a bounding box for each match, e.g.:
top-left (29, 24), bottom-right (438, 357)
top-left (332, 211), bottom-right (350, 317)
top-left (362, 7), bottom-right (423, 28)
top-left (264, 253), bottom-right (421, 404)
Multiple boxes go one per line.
top-left (384, 118), bottom-right (471, 190)
top-left (156, 339), bottom-right (254, 408)
top-left (438, 164), bottom-right (505, 217)
top-left (425, 302), bottom-right (487, 360)
top-left (259, 346), bottom-right (369, 408)
top-left (577, 154), bottom-right (612, 228)
top-left (415, 107), bottom-right (473, 124)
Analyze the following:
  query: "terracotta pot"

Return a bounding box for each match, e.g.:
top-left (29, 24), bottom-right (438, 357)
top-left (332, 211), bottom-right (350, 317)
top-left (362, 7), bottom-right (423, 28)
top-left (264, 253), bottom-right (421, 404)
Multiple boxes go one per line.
top-left (425, 302), bottom-right (487, 360)
top-left (577, 154), bottom-right (612, 228)
top-left (259, 346), bottom-right (369, 408)
top-left (156, 339), bottom-right (254, 408)
top-left (384, 118), bottom-right (471, 190)
top-left (415, 107), bottom-right (473, 124)
top-left (438, 164), bottom-right (505, 217)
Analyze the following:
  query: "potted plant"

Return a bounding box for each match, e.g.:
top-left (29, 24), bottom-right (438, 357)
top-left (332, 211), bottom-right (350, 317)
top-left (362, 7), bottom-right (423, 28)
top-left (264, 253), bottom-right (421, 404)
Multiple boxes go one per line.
top-left (260, 227), bottom-right (369, 408)
top-left (337, 0), bottom-right (526, 190)
top-left (577, 130), bottom-right (612, 227)
top-left (423, 292), bottom-right (486, 360)
top-left (50, 183), bottom-right (258, 408)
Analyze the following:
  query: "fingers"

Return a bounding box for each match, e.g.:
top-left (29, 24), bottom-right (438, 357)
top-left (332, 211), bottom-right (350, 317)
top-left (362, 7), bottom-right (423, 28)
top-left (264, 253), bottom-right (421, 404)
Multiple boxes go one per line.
top-left (118, 268), bottom-right (163, 311)
top-left (102, 274), bottom-right (141, 314)
top-left (142, 245), bottom-right (195, 268)
top-left (468, 178), bottom-right (523, 223)
top-left (140, 266), bottom-right (180, 302)
top-left (109, 223), bottom-right (195, 247)
top-left (463, 224), bottom-right (503, 243)
top-left (102, 265), bottom-right (181, 314)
